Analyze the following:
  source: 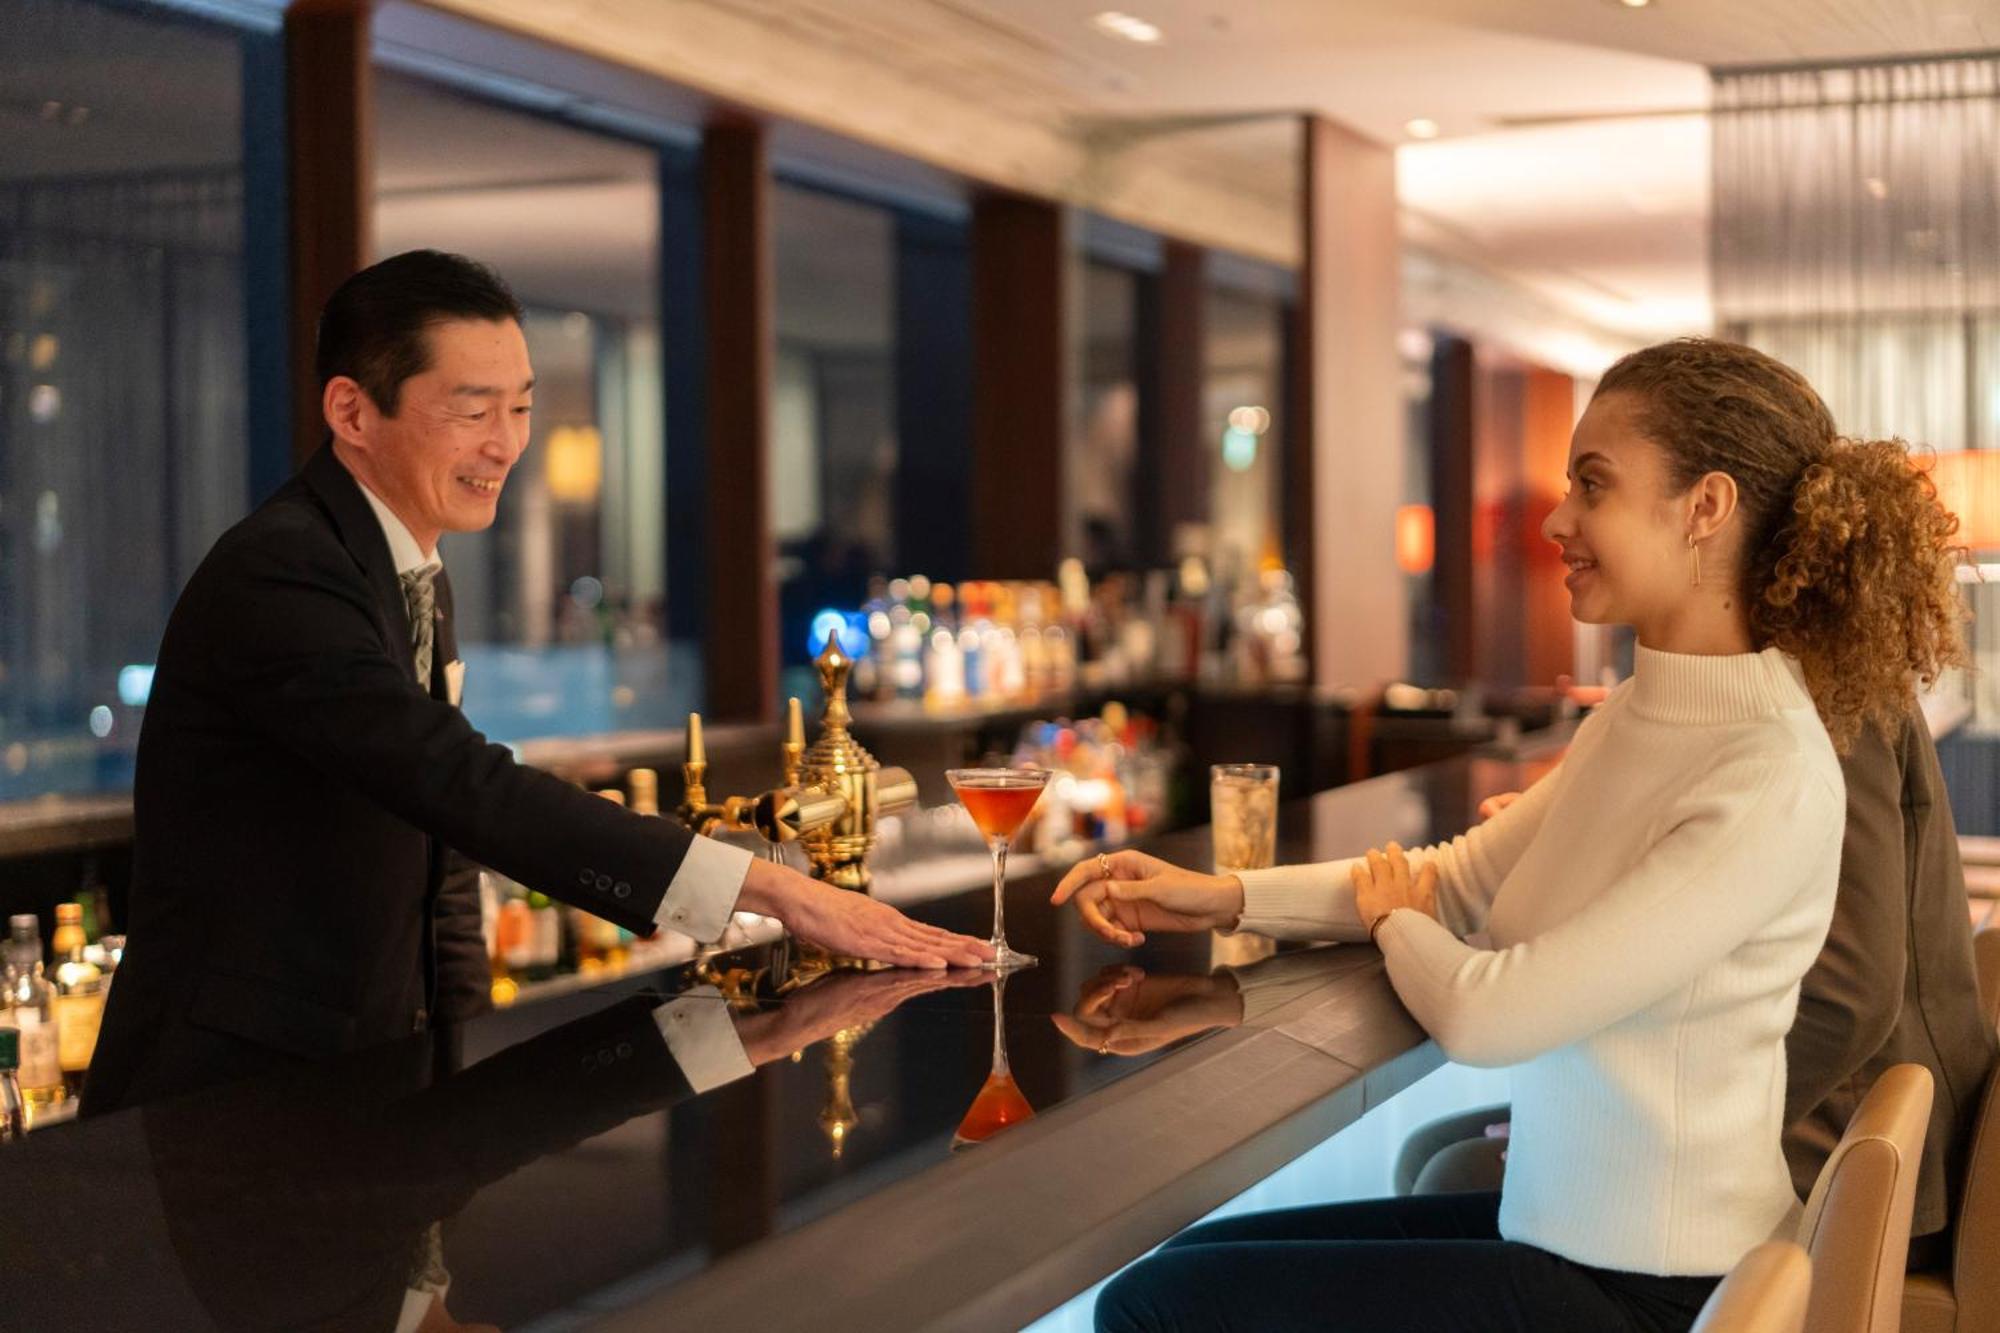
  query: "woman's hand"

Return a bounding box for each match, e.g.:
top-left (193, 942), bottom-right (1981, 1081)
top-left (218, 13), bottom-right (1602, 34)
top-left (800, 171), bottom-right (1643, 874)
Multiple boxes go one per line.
top-left (1350, 842), bottom-right (1439, 938)
top-left (1050, 964), bottom-right (1245, 1056)
top-left (1478, 791), bottom-right (1523, 822)
top-left (1050, 849), bottom-right (1245, 947)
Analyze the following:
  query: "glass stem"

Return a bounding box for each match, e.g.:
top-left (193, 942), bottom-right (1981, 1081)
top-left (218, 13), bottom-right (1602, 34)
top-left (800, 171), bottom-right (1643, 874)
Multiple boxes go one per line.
top-left (991, 835), bottom-right (1009, 953)
top-left (990, 976), bottom-right (1009, 1076)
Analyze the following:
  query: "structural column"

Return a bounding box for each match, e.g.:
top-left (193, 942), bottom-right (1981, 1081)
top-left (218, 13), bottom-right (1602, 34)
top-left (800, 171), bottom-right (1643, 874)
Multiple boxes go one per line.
top-left (1297, 115), bottom-right (1405, 690)
top-left (700, 118), bottom-right (778, 723)
top-left (970, 192), bottom-right (1066, 580)
top-left (285, 0), bottom-right (374, 465)
top-left (1141, 239), bottom-right (1207, 566)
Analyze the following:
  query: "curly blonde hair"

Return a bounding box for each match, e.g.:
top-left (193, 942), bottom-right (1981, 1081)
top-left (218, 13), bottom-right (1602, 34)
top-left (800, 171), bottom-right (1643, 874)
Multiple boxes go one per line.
top-left (1595, 338), bottom-right (1968, 752)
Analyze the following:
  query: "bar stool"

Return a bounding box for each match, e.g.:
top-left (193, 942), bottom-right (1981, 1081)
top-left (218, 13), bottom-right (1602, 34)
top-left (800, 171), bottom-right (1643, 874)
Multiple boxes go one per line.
top-left (1694, 1241), bottom-right (1812, 1333)
top-left (1797, 1062), bottom-right (1933, 1333)
top-left (1900, 927), bottom-right (2000, 1333)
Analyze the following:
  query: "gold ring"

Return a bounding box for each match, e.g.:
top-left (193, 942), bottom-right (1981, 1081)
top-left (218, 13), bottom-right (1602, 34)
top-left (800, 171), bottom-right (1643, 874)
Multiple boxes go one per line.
top-left (1098, 852), bottom-right (1112, 880)
top-left (1098, 1041), bottom-right (1111, 1054)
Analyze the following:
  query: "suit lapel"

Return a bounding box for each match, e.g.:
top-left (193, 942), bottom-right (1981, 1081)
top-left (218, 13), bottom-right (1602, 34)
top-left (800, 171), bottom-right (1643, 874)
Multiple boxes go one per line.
top-left (302, 446), bottom-right (421, 686)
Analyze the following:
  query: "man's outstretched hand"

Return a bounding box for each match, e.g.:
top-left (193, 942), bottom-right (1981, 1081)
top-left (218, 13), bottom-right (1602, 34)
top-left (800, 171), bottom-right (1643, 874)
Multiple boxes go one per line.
top-left (736, 858), bottom-right (993, 969)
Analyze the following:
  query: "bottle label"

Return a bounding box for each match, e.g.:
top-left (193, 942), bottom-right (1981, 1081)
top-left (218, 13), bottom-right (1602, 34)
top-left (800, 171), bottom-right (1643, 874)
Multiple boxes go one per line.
top-left (13, 1013), bottom-right (60, 1089)
top-left (56, 993), bottom-right (104, 1073)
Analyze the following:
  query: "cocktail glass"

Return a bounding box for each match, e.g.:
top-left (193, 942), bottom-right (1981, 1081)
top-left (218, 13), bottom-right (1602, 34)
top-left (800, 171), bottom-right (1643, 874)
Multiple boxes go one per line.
top-left (946, 767), bottom-right (1050, 971)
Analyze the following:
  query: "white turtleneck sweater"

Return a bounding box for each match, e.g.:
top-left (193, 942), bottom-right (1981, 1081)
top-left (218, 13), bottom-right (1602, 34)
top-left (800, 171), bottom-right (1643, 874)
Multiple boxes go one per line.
top-left (1235, 646), bottom-right (1843, 1276)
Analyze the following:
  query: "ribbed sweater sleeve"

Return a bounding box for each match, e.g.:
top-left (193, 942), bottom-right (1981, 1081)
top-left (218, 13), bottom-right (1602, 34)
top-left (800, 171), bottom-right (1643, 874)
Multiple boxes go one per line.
top-left (1375, 755), bottom-right (1830, 1068)
top-left (1232, 758), bottom-right (1568, 942)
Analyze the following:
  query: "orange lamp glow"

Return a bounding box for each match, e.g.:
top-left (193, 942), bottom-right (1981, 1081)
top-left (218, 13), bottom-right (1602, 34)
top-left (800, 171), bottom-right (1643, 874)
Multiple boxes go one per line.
top-left (1396, 504), bottom-right (1436, 575)
top-left (1928, 451), bottom-right (2000, 553)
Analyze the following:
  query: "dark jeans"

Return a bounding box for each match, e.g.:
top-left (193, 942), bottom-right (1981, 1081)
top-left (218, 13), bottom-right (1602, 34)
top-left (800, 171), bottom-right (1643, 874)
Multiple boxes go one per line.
top-left (1096, 1192), bottom-right (1720, 1333)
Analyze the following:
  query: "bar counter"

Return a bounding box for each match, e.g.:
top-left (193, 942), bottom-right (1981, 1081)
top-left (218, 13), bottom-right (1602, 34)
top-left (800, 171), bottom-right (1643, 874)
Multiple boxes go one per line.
top-left (0, 748), bottom-right (1553, 1332)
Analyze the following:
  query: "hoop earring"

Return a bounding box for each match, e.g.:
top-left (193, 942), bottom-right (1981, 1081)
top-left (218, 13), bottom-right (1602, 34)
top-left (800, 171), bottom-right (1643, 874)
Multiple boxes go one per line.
top-left (1687, 535), bottom-right (1702, 589)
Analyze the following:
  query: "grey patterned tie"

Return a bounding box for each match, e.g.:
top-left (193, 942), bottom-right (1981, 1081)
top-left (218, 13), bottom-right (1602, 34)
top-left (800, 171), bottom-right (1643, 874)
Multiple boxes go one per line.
top-left (400, 566), bottom-right (438, 690)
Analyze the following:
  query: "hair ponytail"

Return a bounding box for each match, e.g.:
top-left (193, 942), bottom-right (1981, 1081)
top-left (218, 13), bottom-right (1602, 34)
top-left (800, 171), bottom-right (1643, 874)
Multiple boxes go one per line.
top-left (1756, 439), bottom-right (1968, 751)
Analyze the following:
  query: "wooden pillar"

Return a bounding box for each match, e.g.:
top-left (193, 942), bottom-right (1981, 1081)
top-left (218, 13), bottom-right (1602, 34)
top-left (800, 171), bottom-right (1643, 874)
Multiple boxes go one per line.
top-left (1298, 115), bottom-right (1404, 690)
top-left (970, 192), bottom-right (1065, 580)
top-left (285, 0), bottom-right (374, 466)
top-left (700, 119), bottom-right (777, 722)
top-left (1147, 240), bottom-right (1206, 564)
top-left (1430, 336), bottom-right (1477, 683)
top-left (1521, 368), bottom-right (1576, 686)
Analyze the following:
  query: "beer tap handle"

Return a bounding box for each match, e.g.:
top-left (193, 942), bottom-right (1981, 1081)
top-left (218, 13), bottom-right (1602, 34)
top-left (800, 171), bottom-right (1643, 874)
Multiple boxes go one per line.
top-left (677, 711), bottom-right (711, 826)
top-left (782, 695), bottom-right (806, 789)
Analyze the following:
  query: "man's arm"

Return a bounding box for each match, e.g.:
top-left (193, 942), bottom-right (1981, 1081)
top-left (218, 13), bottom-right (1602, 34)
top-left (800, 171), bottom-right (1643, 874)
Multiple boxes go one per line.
top-left (202, 527), bottom-right (988, 967)
top-left (1784, 717), bottom-right (1909, 1126)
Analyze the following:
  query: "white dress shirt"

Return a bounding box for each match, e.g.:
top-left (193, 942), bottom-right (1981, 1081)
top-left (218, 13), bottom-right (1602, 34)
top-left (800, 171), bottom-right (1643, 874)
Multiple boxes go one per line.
top-left (352, 470), bottom-right (753, 945)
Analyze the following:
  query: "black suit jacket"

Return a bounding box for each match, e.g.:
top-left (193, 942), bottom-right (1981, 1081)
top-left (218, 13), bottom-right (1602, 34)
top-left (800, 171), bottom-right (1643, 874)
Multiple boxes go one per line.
top-left (84, 446), bottom-right (703, 1114)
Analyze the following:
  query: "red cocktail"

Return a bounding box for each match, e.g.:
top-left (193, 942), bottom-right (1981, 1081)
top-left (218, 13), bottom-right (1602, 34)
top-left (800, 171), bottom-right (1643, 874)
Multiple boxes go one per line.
top-left (946, 767), bottom-right (1050, 971)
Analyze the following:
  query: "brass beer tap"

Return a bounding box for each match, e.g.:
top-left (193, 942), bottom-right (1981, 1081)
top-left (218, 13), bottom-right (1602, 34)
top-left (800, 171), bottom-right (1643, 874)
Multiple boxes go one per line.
top-left (672, 631), bottom-right (916, 891)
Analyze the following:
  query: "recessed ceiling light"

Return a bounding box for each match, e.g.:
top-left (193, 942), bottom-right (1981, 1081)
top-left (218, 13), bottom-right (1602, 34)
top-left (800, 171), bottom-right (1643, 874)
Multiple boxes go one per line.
top-left (1617, 0), bottom-right (1651, 8)
top-left (1093, 11), bottom-right (1164, 44)
top-left (1404, 118), bottom-right (1441, 140)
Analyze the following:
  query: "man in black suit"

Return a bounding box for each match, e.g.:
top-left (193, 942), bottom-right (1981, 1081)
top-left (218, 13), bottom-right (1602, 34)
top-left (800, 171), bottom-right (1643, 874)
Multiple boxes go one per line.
top-left (84, 251), bottom-right (987, 1115)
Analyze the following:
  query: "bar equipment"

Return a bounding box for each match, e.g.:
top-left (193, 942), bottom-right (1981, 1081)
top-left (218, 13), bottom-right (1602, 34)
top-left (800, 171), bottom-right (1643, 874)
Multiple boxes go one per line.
top-left (675, 632), bottom-right (918, 892)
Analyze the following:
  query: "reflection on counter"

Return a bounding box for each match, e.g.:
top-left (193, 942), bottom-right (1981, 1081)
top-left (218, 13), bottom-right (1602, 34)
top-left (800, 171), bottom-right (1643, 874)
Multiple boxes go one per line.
top-left (953, 975), bottom-right (1035, 1148)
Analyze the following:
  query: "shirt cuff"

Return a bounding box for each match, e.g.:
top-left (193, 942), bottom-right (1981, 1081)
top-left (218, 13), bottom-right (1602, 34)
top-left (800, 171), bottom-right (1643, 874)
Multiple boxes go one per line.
top-left (652, 987), bottom-right (757, 1093)
top-left (653, 835), bottom-right (754, 944)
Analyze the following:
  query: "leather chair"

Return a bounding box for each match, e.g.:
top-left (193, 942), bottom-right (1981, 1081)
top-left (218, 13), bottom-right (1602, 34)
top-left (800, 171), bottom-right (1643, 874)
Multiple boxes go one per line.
top-left (1900, 928), bottom-right (2000, 1333)
top-left (1695, 1241), bottom-right (1812, 1333)
top-left (1973, 927), bottom-right (2000, 1035)
top-left (1797, 1062), bottom-right (1933, 1333)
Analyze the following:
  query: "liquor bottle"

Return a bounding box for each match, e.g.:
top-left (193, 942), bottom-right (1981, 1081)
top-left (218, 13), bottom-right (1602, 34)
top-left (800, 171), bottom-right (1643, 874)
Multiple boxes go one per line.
top-left (50, 903), bottom-right (103, 1097)
top-left (525, 892), bottom-right (561, 982)
top-left (3, 917), bottom-right (64, 1115)
top-left (0, 1028), bottom-right (24, 1142)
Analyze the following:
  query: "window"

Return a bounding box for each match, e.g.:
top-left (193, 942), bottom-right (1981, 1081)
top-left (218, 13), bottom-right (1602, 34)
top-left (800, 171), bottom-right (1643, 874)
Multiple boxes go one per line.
top-left (1076, 261), bottom-right (1144, 572)
top-left (0, 0), bottom-right (283, 800)
top-left (772, 182), bottom-right (899, 689)
top-left (1204, 282), bottom-right (1286, 583)
top-left (373, 69), bottom-right (680, 742)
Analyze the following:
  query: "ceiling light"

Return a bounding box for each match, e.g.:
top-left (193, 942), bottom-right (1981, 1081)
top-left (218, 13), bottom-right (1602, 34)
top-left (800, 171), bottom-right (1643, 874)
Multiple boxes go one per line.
top-left (1404, 118), bottom-right (1440, 140)
top-left (1617, 0), bottom-right (1651, 8)
top-left (1093, 11), bottom-right (1163, 44)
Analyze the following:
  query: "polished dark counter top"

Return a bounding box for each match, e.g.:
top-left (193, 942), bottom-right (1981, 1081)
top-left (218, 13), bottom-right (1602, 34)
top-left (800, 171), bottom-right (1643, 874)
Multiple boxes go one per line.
top-left (0, 750), bottom-right (1552, 1332)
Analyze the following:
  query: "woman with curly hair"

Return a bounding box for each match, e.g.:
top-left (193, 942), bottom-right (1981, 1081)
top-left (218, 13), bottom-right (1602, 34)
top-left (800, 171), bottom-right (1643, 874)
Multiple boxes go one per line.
top-left (1053, 338), bottom-right (1969, 1333)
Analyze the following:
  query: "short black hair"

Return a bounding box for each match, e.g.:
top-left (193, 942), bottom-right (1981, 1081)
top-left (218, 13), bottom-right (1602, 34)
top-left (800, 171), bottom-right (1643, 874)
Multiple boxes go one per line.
top-left (315, 250), bottom-right (524, 416)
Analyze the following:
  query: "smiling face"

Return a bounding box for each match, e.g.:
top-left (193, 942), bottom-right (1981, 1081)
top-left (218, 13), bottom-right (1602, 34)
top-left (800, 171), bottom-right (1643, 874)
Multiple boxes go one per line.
top-left (1541, 391), bottom-right (1706, 634)
top-left (324, 318), bottom-right (535, 552)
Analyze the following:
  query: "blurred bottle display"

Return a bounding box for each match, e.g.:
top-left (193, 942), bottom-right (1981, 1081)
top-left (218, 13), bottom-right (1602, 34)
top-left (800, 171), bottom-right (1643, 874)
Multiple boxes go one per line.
top-left (3, 916), bottom-right (65, 1118)
top-left (50, 902), bottom-right (104, 1097)
top-left (835, 556), bottom-right (1304, 710)
top-left (0, 1029), bottom-right (24, 1142)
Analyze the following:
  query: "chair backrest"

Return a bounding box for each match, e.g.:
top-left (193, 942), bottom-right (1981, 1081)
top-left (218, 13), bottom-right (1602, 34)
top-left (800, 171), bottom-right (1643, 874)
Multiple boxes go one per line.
top-left (1797, 1062), bottom-right (1934, 1333)
top-left (1695, 1241), bottom-right (1812, 1333)
top-left (1972, 927), bottom-right (2000, 1034)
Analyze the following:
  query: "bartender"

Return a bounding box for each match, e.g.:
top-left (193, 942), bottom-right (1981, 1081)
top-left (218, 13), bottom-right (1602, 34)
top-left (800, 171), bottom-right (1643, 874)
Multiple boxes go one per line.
top-left (84, 250), bottom-right (988, 1115)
